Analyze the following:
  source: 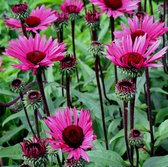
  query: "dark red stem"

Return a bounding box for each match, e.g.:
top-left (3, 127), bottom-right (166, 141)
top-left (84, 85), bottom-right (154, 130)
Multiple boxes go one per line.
top-left (20, 20), bottom-right (28, 38)
top-left (124, 101), bottom-right (134, 167)
top-left (66, 71), bottom-right (72, 107)
top-left (95, 55), bottom-right (109, 150)
top-left (145, 68), bottom-right (154, 156)
top-left (20, 92), bottom-right (36, 137)
top-left (36, 70), bottom-right (50, 116)
top-left (34, 108), bottom-right (40, 138)
top-left (135, 146), bottom-right (139, 167)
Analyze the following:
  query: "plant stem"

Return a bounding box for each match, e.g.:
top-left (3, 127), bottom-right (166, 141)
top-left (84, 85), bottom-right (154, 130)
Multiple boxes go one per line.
top-left (110, 16), bottom-right (118, 83)
top-left (20, 92), bottom-right (36, 137)
top-left (62, 71), bottom-right (65, 97)
top-left (34, 108), bottom-right (40, 138)
top-left (145, 68), bottom-right (154, 156)
top-left (0, 81), bottom-right (36, 107)
top-left (20, 20), bottom-right (28, 38)
top-left (71, 20), bottom-right (80, 91)
top-left (130, 77), bottom-right (137, 162)
top-left (149, 0), bottom-right (153, 15)
top-left (95, 55), bottom-right (109, 150)
top-left (66, 71), bottom-right (72, 107)
top-left (123, 101), bottom-right (134, 167)
top-left (144, 0), bottom-right (147, 12)
top-left (36, 70), bottom-right (50, 116)
top-left (135, 146), bottom-right (139, 167)
top-left (56, 153), bottom-right (62, 167)
top-left (98, 56), bottom-right (112, 104)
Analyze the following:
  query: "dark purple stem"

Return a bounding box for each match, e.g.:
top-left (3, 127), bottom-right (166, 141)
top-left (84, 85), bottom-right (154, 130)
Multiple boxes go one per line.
top-left (95, 55), bottom-right (109, 150)
top-left (83, 0), bottom-right (87, 13)
top-left (0, 81), bottom-right (36, 108)
top-left (56, 153), bottom-right (62, 167)
top-left (145, 68), bottom-right (154, 156)
top-left (135, 146), bottom-right (139, 167)
top-left (124, 101), bottom-right (134, 167)
top-left (20, 92), bottom-right (36, 137)
top-left (110, 16), bottom-right (118, 83)
top-left (20, 20), bottom-right (28, 38)
top-left (97, 56), bottom-right (112, 104)
top-left (62, 71), bottom-right (65, 97)
top-left (149, 0), bottom-right (153, 15)
top-left (36, 70), bottom-right (50, 116)
top-left (66, 71), bottom-right (72, 107)
top-left (34, 108), bottom-right (40, 138)
top-left (71, 20), bottom-right (80, 91)
top-left (130, 77), bottom-right (137, 162)
top-left (144, 0), bottom-right (147, 12)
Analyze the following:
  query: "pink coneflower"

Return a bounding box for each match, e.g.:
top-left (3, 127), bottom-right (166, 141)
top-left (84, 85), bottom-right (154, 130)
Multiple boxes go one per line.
top-left (44, 107), bottom-right (96, 162)
top-left (5, 5), bottom-right (57, 33)
top-left (60, 0), bottom-right (83, 14)
top-left (106, 35), bottom-right (167, 77)
top-left (85, 10), bottom-right (100, 29)
top-left (11, 3), bottom-right (28, 14)
top-left (60, 55), bottom-right (76, 71)
top-left (114, 14), bottom-right (168, 43)
top-left (89, 0), bottom-right (139, 18)
top-left (115, 80), bottom-right (135, 101)
top-left (4, 34), bottom-right (65, 74)
top-left (21, 137), bottom-right (47, 158)
top-left (129, 129), bottom-right (143, 147)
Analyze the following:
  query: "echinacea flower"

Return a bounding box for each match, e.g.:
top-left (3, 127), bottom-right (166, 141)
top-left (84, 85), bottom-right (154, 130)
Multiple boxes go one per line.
top-left (129, 129), bottom-right (143, 147)
top-left (89, 0), bottom-right (139, 18)
top-left (5, 5), bottom-right (57, 33)
top-left (4, 34), bottom-right (65, 74)
top-left (21, 137), bottom-right (47, 165)
top-left (11, 78), bottom-right (24, 92)
top-left (85, 10), bottom-right (100, 29)
top-left (60, 0), bottom-right (83, 14)
top-left (115, 80), bottom-right (135, 101)
top-left (106, 35), bottom-right (167, 77)
top-left (114, 14), bottom-right (168, 43)
top-left (65, 157), bottom-right (86, 167)
top-left (11, 3), bottom-right (29, 20)
top-left (54, 11), bottom-right (69, 30)
top-left (44, 107), bottom-right (96, 162)
top-left (60, 55), bottom-right (76, 71)
top-left (24, 90), bottom-right (42, 109)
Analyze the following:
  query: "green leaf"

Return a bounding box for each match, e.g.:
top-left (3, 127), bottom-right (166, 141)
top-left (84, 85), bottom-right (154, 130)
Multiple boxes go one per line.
top-left (0, 125), bottom-right (25, 145)
top-left (150, 87), bottom-right (168, 95)
top-left (0, 144), bottom-right (22, 160)
top-left (87, 150), bottom-right (126, 167)
top-left (143, 155), bottom-right (168, 167)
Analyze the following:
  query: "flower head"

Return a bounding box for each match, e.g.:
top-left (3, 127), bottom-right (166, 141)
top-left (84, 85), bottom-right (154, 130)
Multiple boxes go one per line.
top-left (6, 5), bottom-right (57, 33)
top-left (89, 41), bottom-right (104, 55)
top-left (61, 0), bottom-right (83, 14)
top-left (89, 0), bottom-right (139, 18)
top-left (54, 11), bottom-right (69, 31)
top-left (129, 129), bottom-right (143, 147)
top-left (106, 35), bottom-right (167, 77)
top-left (4, 34), bottom-right (65, 74)
top-left (60, 55), bottom-right (76, 72)
top-left (115, 80), bottom-right (135, 101)
top-left (12, 3), bottom-right (28, 14)
top-left (44, 107), bottom-right (96, 162)
top-left (21, 137), bottom-right (47, 164)
top-left (24, 90), bottom-right (42, 109)
top-left (65, 157), bottom-right (86, 167)
top-left (114, 14), bottom-right (168, 43)
top-left (11, 78), bottom-right (24, 92)
top-left (60, 0), bottom-right (83, 20)
top-left (85, 10), bottom-right (100, 29)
